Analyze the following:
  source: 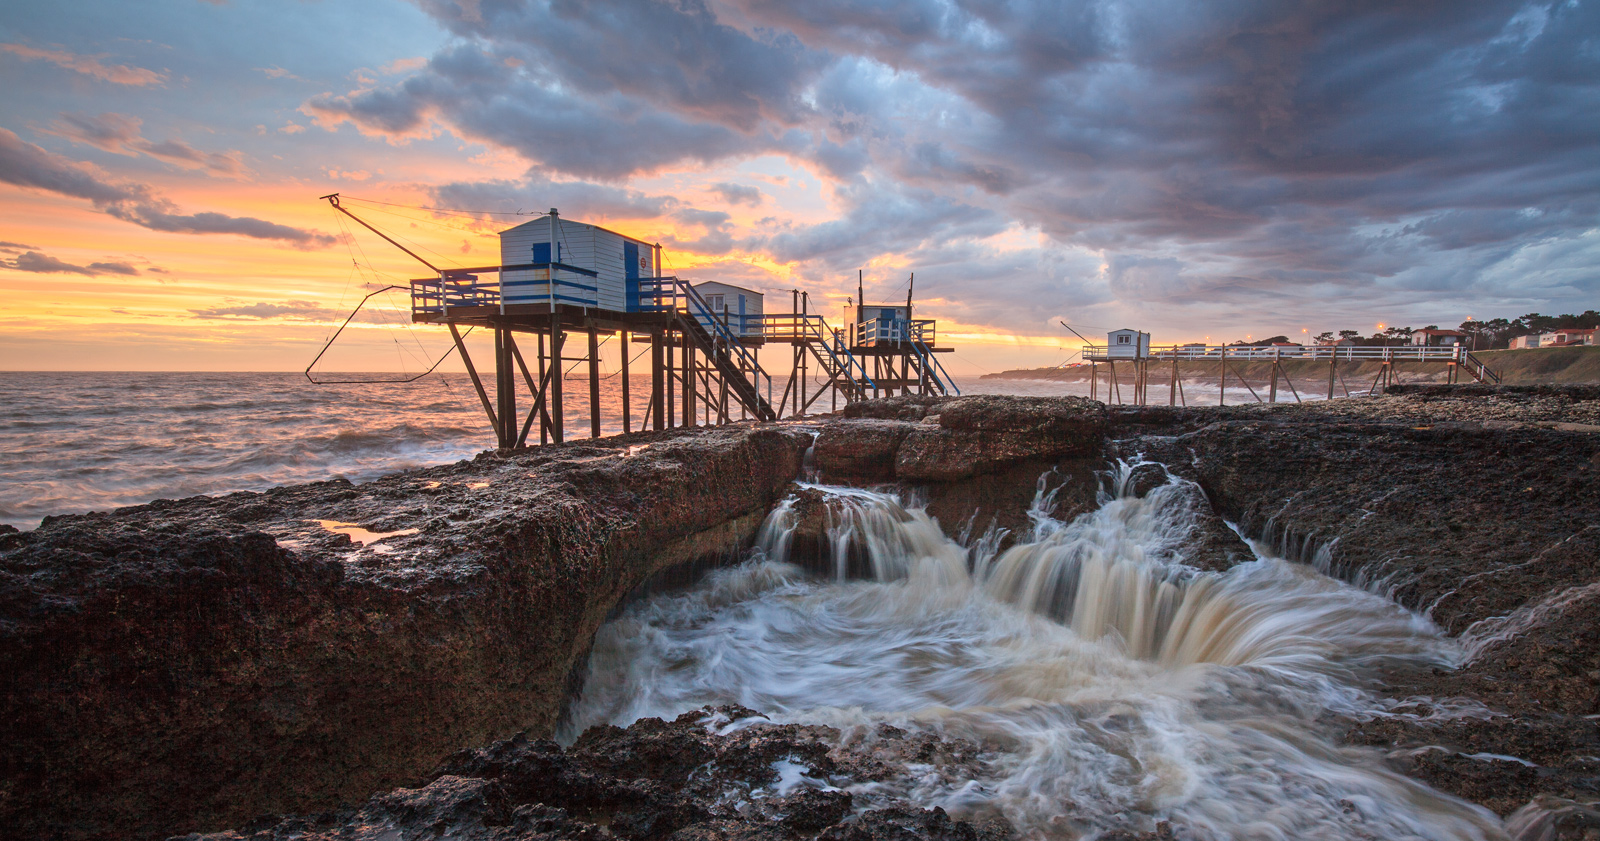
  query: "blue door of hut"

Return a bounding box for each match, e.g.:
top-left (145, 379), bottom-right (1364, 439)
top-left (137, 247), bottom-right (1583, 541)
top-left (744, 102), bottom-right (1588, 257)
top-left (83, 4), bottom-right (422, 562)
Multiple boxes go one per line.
top-left (738, 294), bottom-right (746, 335)
top-left (624, 241), bottom-right (640, 311)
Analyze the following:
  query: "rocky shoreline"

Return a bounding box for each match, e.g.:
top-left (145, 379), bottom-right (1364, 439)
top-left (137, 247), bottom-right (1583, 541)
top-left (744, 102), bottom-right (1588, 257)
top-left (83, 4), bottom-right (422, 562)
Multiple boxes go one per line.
top-left (4, 386), bottom-right (1599, 839)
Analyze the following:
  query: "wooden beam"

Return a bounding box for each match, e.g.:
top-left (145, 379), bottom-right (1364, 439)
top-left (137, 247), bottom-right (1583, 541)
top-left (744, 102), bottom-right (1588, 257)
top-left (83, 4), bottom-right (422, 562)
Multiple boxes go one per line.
top-left (683, 336), bottom-right (696, 427)
top-left (588, 322), bottom-right (601, 439)
top-left (652, 329), bottom-right (665, 431)
top-left (548, 313), bottom-right (565, 444)
top-left (536, 331), bottom-right (550, 444)
top-left (450, 321), bottom-right (498, 435)
top-left (619, 328), bottom-right (631, 434)
top-left (1219, 349), bottom-right (1226, 406)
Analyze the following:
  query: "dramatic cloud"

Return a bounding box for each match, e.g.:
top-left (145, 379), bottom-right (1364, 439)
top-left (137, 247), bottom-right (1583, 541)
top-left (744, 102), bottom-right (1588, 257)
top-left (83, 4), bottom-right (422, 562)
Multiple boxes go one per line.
top-left (328, 0), bottom-right (1597, 335)
top-left (0, 44), bottom-right (166, 86)
top-left (2, 250), bottom-right (139, 276)
top-left (47, 112), bottom-right (246, 176)
top-left (0, 129), bottom-right (333, 246)
top-left (429, 172), bottom-right (681, 221)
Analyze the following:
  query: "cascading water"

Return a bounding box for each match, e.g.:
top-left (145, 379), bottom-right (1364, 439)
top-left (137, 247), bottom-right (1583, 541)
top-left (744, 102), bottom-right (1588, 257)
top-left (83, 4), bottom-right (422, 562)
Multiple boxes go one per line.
top-left (563, 464), bottom-right (1506, 840)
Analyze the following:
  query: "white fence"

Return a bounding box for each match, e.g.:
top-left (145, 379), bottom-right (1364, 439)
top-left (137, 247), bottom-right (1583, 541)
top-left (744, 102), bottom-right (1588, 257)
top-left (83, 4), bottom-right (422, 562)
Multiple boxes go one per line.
top-left (1083, 344), bottom-right (1465, 362)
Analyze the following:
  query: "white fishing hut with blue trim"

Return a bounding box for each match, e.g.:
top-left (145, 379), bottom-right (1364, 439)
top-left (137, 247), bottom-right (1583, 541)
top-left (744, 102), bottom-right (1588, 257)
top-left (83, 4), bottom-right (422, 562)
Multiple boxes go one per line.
top-left (691, 281), bottom-right (764, 339)
top-left (497, 210), bottom-right (660, 311)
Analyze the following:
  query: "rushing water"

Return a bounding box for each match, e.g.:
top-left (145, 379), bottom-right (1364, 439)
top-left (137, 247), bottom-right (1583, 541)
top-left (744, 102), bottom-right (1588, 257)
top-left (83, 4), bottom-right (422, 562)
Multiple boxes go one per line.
top-left (566, 467), bottom-right (1505, 840)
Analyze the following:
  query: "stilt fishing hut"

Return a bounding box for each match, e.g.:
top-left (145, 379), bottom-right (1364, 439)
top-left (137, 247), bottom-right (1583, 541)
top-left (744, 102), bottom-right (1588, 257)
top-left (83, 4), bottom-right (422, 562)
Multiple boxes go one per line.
top-left (313, 196), bottom-right (959, 448)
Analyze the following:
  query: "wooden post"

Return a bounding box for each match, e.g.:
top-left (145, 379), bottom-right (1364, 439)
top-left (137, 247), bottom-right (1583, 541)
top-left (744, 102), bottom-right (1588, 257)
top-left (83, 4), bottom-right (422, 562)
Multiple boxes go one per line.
top-left (1269, 351), bottom-right (1279, 404)
top-left (1219, 347), bottom-right (1227, 406)
top-left (1090, 361), bottom-right (1097, 401)
top-left (1328, 351), bottom-right (1337, 401)
top-left (1169, 358), bottom-right (1178, 406)
top-left (665, 329), bottom-right (675, 428)
top-left (549, 317), bottom-right (565, 444)
top-left (1109, 361), bottom-right (1122, 405)
top-left (684, 336), bottom-right (696, 427)
top-left (651, 329), bottom-right (665, 431)
top-left (450, 321), bottom-right (498, 441)
top-left (587, 322), bottom-right (601, 438)
top-left (537, 331), bottom-right (549, 444)
top-left (619, 328), bottom-right (631, 434)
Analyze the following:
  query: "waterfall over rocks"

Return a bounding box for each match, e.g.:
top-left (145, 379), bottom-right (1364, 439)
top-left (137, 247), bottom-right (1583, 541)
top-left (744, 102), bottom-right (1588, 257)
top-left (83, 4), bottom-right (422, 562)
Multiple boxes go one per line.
top-left (565, 464), bottom-right (1504, 840)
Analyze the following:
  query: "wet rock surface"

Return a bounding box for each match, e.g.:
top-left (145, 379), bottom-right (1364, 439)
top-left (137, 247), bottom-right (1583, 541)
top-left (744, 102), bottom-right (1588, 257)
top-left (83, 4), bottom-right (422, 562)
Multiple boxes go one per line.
top-left (177, 707), bottom-right (1010, 841)
top-left (818, 396), bottom-right (1107, 483)
top-left (0, 426), bottom-right (808, 840)
top-left (11, 387), bottom-right (1600, 838)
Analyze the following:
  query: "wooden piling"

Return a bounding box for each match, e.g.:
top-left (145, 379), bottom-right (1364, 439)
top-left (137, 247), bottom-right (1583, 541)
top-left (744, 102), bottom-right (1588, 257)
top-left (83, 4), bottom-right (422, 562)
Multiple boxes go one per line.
top-left (619, 329), bottom-right (631, 434)
top-left (587, 322), bottom-right (601, 438)
top-left (684, 337), bottom-right (696, 427)
top-left (1219, 348), bottom-right (1227, 406)
top-left (651, 329), bottom-right (664, 431)
top-left (548, 317), bottom-right (565, 444)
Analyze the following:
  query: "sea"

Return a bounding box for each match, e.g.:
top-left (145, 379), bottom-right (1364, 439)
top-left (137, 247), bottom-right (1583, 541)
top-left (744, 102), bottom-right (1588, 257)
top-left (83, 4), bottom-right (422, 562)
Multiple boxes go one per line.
top-left (0, 371), bottom-right (1278, 531)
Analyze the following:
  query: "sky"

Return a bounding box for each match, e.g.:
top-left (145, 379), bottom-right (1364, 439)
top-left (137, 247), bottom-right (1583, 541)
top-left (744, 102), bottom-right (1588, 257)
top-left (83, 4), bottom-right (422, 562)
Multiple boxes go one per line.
top-left (0, 0), bottom-right (1595, 375)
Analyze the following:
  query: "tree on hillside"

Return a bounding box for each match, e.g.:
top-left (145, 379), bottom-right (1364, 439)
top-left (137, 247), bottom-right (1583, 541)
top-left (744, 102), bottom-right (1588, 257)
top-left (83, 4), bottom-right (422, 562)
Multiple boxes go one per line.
top-left (1314, 331), bottom-right (1335, 344)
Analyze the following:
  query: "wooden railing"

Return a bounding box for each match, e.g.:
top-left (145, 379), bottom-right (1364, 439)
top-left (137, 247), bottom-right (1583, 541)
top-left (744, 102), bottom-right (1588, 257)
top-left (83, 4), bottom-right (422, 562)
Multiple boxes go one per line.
top-left (411, 261), bottom-right (603, 315)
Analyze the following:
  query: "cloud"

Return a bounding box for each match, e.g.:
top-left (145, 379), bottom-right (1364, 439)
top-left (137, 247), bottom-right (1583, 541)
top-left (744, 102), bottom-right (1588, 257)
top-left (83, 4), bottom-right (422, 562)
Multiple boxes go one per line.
top-left (255, 65), bottom-right (304, 81)
top-left (0, 129), bottom-right (334, 246)
top-left (0, 127), bottom-right (146, 205)
top-left (46, 112), bottom-right (246, 176)
top-left (430, 172), bottom-right (681, 221)
top-left (0, 44), bottom-right (166, 86)
top-left (189, 299), bottom-right (394, 323)
top-left (2, 250), bottom-right (139, 276)
top-left (337, 0), bottom-right (1600, 337)
top-left (710, 182), bottom-right (762, 206)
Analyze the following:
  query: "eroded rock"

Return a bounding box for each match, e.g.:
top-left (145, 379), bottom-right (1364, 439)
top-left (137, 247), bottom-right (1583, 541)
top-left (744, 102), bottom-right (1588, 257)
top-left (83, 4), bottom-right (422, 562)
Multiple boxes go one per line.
top-left (178, 707), bottom-right (1009, 841)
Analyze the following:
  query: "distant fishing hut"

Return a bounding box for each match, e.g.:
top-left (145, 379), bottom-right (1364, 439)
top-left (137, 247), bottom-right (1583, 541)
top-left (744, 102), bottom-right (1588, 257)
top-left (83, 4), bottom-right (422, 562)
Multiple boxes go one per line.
top-left (692, 282), bottom-right (763, 339)
top-left (313, 196), bottom-right (958, 448)
top-left (845, 271), bottom-right (956, 398)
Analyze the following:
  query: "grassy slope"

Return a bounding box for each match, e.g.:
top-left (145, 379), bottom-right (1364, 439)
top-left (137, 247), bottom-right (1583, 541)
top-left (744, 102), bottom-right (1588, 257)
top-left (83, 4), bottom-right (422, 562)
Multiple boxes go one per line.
top-left (1474, 346), bottom-right (1600, 384)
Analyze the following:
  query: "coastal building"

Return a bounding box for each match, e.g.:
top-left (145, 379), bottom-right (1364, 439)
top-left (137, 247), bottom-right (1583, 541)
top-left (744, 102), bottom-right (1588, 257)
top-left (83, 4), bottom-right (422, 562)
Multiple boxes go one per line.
top-left (1410, 328), bottom-right (1467, 347)
top-left (691, 281), bottom-right (763, 339)
top-left (1542, 328), bottom-right (1597, 346)
top-left (498, 213), bottom-right (657, 312)
top-left (1510, 330), bottom-right (1596, 349)
top-left (1105, 328), bottom-right (1151, 359)
top-left (856, 303), bottom-right (913, 346)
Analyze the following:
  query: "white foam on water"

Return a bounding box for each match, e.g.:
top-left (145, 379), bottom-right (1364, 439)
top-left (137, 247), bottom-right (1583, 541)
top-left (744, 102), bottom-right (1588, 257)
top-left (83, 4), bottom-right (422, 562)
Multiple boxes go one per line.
top-left (563, 465), bottom-right (1505, 840)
